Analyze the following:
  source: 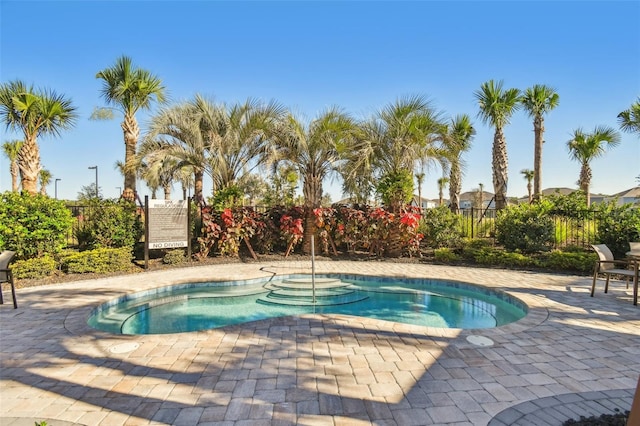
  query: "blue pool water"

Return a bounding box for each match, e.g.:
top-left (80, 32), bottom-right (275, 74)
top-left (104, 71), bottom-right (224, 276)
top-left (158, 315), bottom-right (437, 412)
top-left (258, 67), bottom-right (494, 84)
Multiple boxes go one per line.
top-left (88, 274), bottom-right (527, 335)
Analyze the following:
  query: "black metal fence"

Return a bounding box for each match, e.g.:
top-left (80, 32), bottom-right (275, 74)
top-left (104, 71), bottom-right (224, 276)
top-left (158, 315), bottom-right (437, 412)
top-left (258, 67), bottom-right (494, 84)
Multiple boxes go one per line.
top-left (457, 207), bottom-right (601, 248)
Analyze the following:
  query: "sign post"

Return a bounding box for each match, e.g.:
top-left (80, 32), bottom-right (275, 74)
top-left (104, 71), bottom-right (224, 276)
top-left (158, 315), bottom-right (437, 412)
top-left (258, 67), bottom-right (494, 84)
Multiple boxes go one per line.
top-left (144, 196), bottom-right (189, 270)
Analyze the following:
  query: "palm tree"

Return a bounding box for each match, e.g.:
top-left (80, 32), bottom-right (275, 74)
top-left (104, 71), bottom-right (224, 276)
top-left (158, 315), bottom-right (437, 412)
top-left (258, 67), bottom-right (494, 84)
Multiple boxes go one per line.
top-left (520, 169), bottom-right (535, 203)
top-left (442, 114), bottom-right (475, 213)
top-left (2, 139), bottom-right (23, 191)
top-left (209, 98), bottom-right (286, 192)
top-left (567, 126), bottom-right (621, 206)
top-left (618, 98), bottom-right (640, 136)
top-left (437, 177), bottom-right (449, 206)
top-left (0, 80), bottom-right (77, 193)
top-left (475, 80), bottom-right (521, 210)
top-left (347, 95), bottom-right (444, 213)
top-left (521, 85), bottom-right (559, 201)
top-left (271, 107), bottom-right (356, 253)
top-left (142, 98), bottom-right (217, 205)
top-left (38, 168), bottom-right (52, 195)
top-left (96, 56), bottom-right (166, 199)
top-left (140, 155), bottom-right (179, 200)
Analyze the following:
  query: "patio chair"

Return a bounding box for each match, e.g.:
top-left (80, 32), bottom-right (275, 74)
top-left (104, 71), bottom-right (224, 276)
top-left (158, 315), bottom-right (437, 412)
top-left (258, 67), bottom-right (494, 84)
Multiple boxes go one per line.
top-left (590, 244), bottom-right (638, 306)
top-left (0, 250), bottom-right (17, 309)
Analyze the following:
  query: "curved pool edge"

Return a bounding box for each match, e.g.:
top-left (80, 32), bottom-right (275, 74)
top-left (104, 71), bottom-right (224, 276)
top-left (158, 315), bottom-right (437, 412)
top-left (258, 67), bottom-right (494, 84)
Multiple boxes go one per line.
top-left (85, 271), bottom-right (538, 336)
top-left (59, 261), bottom-right (559, 338)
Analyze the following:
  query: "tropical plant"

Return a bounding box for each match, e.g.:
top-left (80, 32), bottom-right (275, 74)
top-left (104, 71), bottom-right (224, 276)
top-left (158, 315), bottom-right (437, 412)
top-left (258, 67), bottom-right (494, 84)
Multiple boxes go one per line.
top-left (617, 97), bottom-right (640, 136)
top-left (263, 164), bottom-right (298, 207)
top-left (95, 56), bottom-right (166, 199)
top-left (495, 202), bottom-right (555, 253)
top-left (0, 80), bottom-right (77, 193)
top-left (210, 98), bottom-right (286, 192)
top-left (521, 85), bottom-right (559, 201)
top-left (74, 199), bottom-right (143, 250)
top-left (2, 139), bottom-right (23, 191)
top-left (38, 168), bottom-right (52, 195)
top-left (567, 126), bottom-right (621, 206)
top-left (141, 98), bottom-right (211, 204)
top-left (0, 191), bottom-right (73, 259)
top-left (421, 205), bottom-right (463, 248)
top-left (437, 176), bottom-right (449, 206)
top-left (520, 169), bottom-right (535, 203)
top-left (270, 107), bottom-right (356, 252)
top-left (140, 154), bottom-right (178, 199)
top-left (474, 80), bottom-right (521, 209)
top-left (347, 95), bottom-right (444, 213)
top-left (442, 114), bottom-right (475, 213)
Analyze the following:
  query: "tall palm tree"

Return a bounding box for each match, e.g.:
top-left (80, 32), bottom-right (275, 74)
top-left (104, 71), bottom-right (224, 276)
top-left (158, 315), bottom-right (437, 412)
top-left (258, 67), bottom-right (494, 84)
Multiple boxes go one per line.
top-left (520, 169), bottom-right (535, 203)
top-left (2, 139), bottom-right (23, 191)
top-left (38, 168), bottom-right (52, 195)
top-left (567, 126), bottom-right (621, 206)
top-left (437, 177), bottom-right (449, 206)
top-left (442, 114), bottom-right (475, 213)
top-left (521, 85), bottom-right (559, 201)
top-left (618, 98), bottom-right (640, 136)
top-left (0, 80), bottom-right (77, 193)
top-left (475, 80), bottom-right (521, 210)
top-left (347, 95), bottom-right (444, 213)
top-left (271, 107), bottom-right (356, 253)
top-left (96, 56), bottom-right (166, 199)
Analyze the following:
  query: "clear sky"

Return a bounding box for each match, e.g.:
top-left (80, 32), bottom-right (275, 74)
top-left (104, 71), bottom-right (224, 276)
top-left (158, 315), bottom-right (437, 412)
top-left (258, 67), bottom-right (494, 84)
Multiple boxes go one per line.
top-left (1, 1), bottom-right (639, 202)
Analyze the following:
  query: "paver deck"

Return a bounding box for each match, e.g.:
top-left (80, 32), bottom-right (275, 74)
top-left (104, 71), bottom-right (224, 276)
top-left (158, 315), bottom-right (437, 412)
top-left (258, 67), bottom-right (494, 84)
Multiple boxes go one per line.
top-left (1, 261), bottom-right (638, 425)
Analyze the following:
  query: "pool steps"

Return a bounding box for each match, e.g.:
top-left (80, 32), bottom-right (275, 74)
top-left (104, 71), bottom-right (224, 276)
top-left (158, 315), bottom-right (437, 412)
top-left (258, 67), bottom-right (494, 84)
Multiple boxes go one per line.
top-left (257, 277), bottom-right (368, 306)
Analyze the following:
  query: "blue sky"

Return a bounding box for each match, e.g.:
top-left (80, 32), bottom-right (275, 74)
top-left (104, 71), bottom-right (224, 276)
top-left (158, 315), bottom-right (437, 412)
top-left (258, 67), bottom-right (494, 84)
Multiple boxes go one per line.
top-left (1, 1), bottom-right (639, 202)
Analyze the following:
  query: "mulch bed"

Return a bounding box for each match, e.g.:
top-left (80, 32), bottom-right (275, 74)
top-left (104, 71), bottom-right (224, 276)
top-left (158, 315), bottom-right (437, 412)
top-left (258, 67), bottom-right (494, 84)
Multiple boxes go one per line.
top-left (563, 410), bottom-right (629, 425)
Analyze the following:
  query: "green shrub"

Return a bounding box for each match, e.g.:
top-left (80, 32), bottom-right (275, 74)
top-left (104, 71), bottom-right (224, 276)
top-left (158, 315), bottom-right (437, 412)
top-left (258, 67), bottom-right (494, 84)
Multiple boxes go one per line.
top-left (421, 206), bottom-right (463, 248)
top-left (496, 202), bottom-right (555, 253)
top-left (540, 249), bottom-right (596, 274)
top-left (472, 247), bottom-right (537, 268)
top-left (594, 202), bottom-right (640, 258)
top-left (12, 255), bottom-right (56, 279)
top-left (59, 247), bottom-right (133, 274)
top-left (74, 199), bottom-right (143, 250)
top-left (434, 248), bottom-right (460, 262)
top-left (0, 191), bottom-right (73, 259)
top-left (163, 249), bottom-right (186, 265)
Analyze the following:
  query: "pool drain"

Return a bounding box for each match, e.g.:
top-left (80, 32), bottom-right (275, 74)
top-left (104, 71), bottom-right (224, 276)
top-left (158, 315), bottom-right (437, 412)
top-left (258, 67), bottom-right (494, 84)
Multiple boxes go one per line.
top-left (109, 342), bottom-right (140, 353)
top-left (466, 335), bottom-right (494, 347)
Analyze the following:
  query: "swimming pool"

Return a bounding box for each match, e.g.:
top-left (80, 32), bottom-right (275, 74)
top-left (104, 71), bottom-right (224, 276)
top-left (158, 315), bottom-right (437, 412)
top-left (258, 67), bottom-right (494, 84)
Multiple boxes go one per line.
top-left (88, 274), bottom-right (527, 334)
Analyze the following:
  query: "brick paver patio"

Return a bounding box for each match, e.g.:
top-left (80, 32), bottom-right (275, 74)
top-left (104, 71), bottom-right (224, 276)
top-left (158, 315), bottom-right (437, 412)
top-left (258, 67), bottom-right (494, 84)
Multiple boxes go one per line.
top-left (1, 261), bottom-right (638, 425)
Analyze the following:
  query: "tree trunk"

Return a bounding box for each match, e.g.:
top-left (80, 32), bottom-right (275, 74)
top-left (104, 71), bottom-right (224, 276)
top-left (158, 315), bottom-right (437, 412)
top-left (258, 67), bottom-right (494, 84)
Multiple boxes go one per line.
top-left (580, 163), bottom-right (592, 207)
top-left (449, 164), bottom-right (461, 214)
top-left (492, 127), bottom-right (508, 210)
top-left (17, 135), bottom-right (40, 194)
top-left (533, 116), bottom-right (544, 202)
top-left (10, 161), bottom-right (19, 192)
top-left (194, 170), bottom-right (204, 206)
top-left (527, 182), bottom-right (533, 204)
top-left (121, 114), bottom-right (140, 195)
top-left (302, 173), bottom-right (322, 254)
top-left (163, 183), bottom-right (171, 200)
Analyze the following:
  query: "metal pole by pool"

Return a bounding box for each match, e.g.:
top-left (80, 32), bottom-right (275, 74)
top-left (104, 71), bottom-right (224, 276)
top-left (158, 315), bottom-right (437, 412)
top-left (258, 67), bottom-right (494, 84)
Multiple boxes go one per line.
top-left (311, 235), bottom-right (316, 305)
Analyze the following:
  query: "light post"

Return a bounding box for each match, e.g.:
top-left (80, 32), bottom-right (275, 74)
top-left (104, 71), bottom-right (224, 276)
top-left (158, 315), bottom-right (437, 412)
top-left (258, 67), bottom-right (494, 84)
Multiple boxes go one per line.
top-left (88, 166), bottom-right (98, 198)
top-left (54, 178), bottom-right (61, 199)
